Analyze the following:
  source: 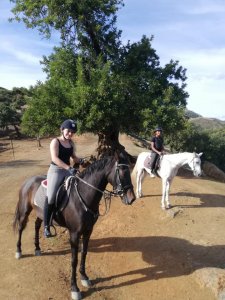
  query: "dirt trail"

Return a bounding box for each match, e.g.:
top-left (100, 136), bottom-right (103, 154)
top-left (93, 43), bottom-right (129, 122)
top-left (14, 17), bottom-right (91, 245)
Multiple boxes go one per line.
top-left (0, 134), bottom-right (225, 300)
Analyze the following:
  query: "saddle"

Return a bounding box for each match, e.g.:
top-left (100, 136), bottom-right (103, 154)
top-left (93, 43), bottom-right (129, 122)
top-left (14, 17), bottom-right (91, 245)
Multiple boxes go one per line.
top-left (144, 154), bottom-right (162, 177)
top-left (34, 176), bottom-right (75, 218)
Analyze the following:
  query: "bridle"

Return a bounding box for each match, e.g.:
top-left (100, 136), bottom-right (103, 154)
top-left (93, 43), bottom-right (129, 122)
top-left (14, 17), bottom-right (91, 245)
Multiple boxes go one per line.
top-left (113, 162), bottom-right (133, 196)
top-left (71, 161), bottom-right (132, 217)
top-left (185, 154), bottom-right (201, 175)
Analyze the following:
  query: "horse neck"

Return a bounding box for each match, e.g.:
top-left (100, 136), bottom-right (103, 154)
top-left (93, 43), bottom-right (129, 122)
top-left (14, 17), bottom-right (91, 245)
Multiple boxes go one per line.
top-left (77, 158), bottom-right (115, 206)
top-left (165, 152), bottom-right (193, 167)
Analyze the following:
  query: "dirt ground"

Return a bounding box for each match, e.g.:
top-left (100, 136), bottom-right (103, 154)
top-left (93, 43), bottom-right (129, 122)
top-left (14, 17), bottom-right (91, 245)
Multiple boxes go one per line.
top-left (1, 134), bottom-right (225, 300)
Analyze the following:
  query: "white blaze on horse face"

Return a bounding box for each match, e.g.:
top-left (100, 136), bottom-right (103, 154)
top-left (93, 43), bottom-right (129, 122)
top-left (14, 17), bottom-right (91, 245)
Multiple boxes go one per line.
top-left (190, 155), bottom-right (202, 177)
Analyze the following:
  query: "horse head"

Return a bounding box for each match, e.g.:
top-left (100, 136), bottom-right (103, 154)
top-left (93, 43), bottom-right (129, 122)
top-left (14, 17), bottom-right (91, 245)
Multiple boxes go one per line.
top-left (187, 152), bottom-right (203, 177)
top-left (111, 150), bottom-right (136, 205)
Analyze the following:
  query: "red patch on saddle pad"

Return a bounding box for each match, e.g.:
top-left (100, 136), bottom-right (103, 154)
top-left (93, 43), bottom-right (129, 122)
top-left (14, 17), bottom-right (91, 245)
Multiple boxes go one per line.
top-left (41, 179), bottom-right (47, 188)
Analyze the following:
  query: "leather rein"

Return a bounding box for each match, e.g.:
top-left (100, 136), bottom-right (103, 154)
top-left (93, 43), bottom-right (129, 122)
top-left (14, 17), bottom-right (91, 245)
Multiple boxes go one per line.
top-left (72, 162), bottom-right (130, 218)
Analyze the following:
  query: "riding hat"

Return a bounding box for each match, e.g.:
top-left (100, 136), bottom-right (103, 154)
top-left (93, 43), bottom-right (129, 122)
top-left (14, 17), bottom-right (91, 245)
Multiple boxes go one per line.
top-left (60, 119), bottom-right (77, 133)
top-left (154, 127), bottom-right (163, 132)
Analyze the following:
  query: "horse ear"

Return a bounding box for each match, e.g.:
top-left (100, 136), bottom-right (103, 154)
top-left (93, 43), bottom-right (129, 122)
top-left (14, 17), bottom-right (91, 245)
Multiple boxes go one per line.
top-left (198, 152), bottom-right (203, 157)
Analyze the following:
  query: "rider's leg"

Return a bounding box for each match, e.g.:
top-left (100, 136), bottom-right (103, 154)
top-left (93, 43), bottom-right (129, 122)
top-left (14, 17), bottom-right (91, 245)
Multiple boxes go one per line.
top-left (43, 197), bottom-right (54, 238)
top-left (149, 152), bottom-right (158, 176)
top-left (44, 164), bottom-right (67, 238)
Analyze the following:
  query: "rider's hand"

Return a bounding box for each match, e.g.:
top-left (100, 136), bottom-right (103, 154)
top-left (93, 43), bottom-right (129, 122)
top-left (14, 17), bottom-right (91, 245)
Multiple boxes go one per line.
top-left (68, 167), bottom-right (77, 176)
top-left (79, 158), bottom-right (85, 165)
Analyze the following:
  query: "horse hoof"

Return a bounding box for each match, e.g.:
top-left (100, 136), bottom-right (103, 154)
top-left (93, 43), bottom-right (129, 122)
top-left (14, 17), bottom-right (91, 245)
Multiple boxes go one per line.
top-left (71, 291), bottom-right (82, 300)
top-left (15, 252), bottom-right (22, 259)
top-left (81, 279), bottom-right (92, 288)
top-left (35, 250), bottom-right (42, 256)
top-left (161, 206), bottom-right (166, 210)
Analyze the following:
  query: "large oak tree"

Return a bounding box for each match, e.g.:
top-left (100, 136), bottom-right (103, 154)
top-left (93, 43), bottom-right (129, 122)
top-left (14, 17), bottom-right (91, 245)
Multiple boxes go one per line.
top-left (11, 0), bottom-right (188, 157)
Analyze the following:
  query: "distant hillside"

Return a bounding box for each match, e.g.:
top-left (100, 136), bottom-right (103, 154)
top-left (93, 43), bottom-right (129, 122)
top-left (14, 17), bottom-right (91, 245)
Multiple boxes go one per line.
top-left (185, 109), bottom-right (202, 119)
top-left (190, 117), bottom-right (225, 130)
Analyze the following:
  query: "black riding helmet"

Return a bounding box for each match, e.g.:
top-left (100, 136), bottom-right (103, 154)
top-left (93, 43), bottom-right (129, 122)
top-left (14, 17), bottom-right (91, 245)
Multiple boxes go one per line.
top-left (154, 127), bottom-right (163, 132)
top-left (60, 119), bottom-right (77, 133)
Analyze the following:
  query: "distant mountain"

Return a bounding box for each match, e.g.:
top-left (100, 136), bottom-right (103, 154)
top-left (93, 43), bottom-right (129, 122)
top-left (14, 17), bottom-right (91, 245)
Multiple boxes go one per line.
top-left (185, 109), bottom-right (202, 119)
top-left (185, 109), bottom-right (225, 130)
top-left (190, 117), bottom-right (225, 130)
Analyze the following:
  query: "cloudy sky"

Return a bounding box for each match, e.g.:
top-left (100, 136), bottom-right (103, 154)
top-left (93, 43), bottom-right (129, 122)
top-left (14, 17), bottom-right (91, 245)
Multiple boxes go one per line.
top-left (1, 0), bottom-right (225, 120)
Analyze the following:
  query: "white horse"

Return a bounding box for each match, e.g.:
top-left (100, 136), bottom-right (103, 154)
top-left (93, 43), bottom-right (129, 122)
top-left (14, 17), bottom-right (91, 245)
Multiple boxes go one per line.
top-left (132, 152), bottom-right (203, 209)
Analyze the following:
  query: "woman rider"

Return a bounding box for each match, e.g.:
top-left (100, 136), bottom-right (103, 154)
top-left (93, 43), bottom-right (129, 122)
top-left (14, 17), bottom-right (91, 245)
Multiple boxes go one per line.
top-left (44, 119), bottom-right (83, 238)
top-left (149, 127), bottom-right (164, 177)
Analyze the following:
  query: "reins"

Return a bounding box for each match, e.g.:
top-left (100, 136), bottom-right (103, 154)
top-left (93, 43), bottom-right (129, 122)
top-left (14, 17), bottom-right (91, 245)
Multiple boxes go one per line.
top-left (70, 162), bottom-right (130, 217)
top-left (73, 175), bottom-right (113, 218)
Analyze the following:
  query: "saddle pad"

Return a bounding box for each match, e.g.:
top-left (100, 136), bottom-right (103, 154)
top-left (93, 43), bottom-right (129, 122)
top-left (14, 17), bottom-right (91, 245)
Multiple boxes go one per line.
top-left (144, 154), bottom-right (151, 169)
top-left (34, 184), bottom-right (46, 210)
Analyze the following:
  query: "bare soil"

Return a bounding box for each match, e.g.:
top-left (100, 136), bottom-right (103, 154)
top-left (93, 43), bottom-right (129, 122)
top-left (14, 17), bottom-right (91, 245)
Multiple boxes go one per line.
top-left (1, 134), bottom-right (225, 300)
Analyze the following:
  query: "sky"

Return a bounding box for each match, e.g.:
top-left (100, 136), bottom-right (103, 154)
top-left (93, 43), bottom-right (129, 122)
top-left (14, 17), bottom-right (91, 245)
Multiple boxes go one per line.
top-left (0, 0), bottom-right (225, 120)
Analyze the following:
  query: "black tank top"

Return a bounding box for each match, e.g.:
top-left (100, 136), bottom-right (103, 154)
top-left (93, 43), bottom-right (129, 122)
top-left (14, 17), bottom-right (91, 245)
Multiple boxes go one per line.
top-left (54, 139), bottom-right (73, 165)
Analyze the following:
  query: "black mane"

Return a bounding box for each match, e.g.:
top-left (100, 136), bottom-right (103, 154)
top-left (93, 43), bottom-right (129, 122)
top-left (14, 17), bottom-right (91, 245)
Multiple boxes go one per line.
top-left (79, 156), bottom-right (115, 179)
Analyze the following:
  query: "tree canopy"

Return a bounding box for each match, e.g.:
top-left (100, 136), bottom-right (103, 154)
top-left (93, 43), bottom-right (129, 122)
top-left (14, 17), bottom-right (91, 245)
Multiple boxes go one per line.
top-left (10, 0), bottom-right (189, 156)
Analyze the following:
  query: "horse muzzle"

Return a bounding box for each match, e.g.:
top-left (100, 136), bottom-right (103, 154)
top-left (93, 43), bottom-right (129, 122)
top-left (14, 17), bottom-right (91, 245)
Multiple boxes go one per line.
top-left (121, 188), bottom-right (136, 205)
top-left (194, 170), bottom-right (202, 177)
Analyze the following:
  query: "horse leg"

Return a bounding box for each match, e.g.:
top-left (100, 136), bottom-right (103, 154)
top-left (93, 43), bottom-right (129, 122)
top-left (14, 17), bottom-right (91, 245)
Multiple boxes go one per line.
top-left (15, 225), bottom-right (24, 259)
top-left (15, 208), bottom-right (32, 259)
top-left (34, 217), bottom-right (42, 256)
top-left (79, 230), bottom-right (93, 288)
top-left (70, 231), bottom-right (82, 300)
top-left (161, 179), bottom-right (167, 210)
top-left (136, 169), bottom-right (144, 198)
top-left (165, 179), bottom-right (172, 209)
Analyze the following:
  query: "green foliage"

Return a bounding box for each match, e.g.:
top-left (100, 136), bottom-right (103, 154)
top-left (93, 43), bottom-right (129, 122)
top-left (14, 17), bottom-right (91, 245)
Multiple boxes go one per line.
top-left (168, 122), bottom-right (225, 172)
top-left (0, 87), bottom-right (30, 130)
top-left (0, 102), bottom-right (20, 128)
top-left (11, 0), bottom-right (189, 150)
top-left (10, 0), bottom-right (123, 58)
top-left (21, 81), bottom-right (72, 137)
top-left (70, 57), bottom-right (126, 133)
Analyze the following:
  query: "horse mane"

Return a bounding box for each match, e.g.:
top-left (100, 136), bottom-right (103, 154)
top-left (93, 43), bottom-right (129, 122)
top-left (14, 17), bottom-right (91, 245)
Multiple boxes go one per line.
top-left (79, 156), bottom-right (114, 178)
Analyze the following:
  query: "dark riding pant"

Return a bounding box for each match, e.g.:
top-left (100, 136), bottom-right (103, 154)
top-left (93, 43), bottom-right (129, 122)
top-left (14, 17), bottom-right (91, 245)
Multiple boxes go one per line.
top-left (149, 151), bottom-right (159, 170)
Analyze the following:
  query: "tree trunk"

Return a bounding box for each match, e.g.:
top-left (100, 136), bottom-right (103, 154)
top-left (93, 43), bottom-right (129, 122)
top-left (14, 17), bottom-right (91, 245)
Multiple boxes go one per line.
top-left (96, 130), bottom-right (136, 164)
top-left (36, 136), bottom-right (42, 148)
top-left (13, 125), bottom-right (21, 138)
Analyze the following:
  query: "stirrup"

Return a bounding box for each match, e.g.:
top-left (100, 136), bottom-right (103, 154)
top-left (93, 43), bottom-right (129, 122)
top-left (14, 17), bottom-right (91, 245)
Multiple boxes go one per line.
top-left (44, 226), bottom-right (56, 238)
top-left (44, 226), bottom-right (53, 238)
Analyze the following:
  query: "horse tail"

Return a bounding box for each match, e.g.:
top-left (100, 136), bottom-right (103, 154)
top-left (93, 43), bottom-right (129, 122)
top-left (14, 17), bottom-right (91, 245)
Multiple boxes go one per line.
top-left (13, 199), bottom-right (20, 233)
top-left (13, 178), bottom-right (35, 233)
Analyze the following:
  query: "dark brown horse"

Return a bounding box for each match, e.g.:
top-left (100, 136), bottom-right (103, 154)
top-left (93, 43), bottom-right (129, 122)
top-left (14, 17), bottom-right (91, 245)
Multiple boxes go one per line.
top-left (13, 152), bottom-right (136, 300)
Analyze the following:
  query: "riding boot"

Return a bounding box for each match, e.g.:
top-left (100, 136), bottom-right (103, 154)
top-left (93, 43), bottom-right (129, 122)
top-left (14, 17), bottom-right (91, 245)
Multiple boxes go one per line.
top-left (43, 197), bottom-right (54, 238)
top-left (149, 169), bottom-right (156, 177)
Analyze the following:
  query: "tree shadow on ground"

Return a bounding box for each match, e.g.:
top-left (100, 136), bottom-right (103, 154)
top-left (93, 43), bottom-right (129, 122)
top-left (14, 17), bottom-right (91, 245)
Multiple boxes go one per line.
top-left (0, 160), bottom-right (41, 168)
top-left (17, 229), bottom-right (225, 297)
top-left (141, 191), bottom-right (225, 208)
top-left (174, 191), bottom-right (225, 208)
top-left (83, 235), bottom-right (225, 297)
